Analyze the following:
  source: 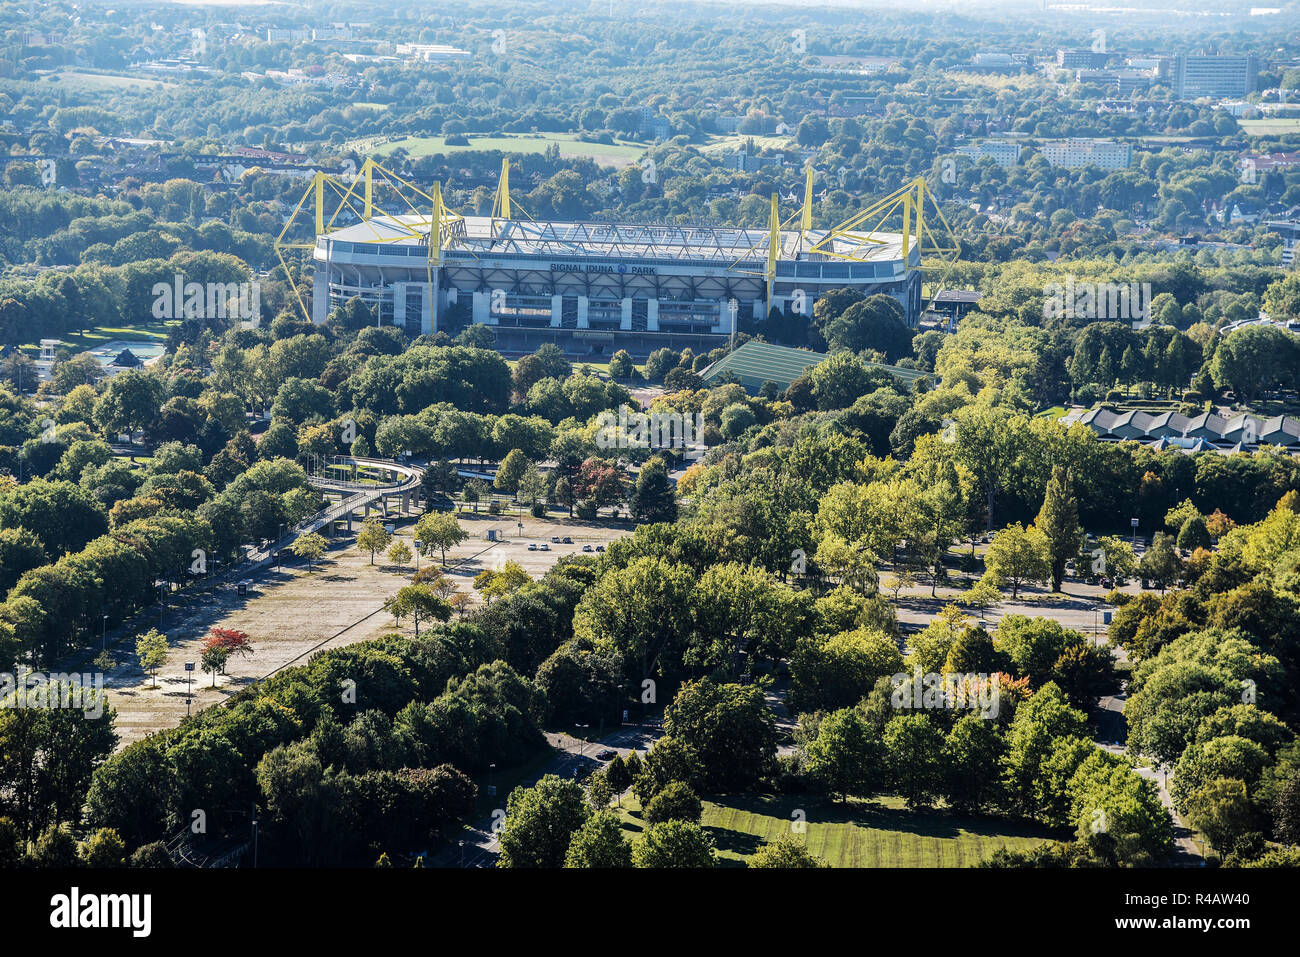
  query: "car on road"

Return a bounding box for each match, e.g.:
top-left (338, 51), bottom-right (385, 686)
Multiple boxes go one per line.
top-left (551, 536), bottom-right (560, 543)
top-left (595, 749), bottom-right (617, 760)
top-left (582, 544), bottom-right (594, 552)
top-left (539, 543), bottom-right (549, 551)
top-left (595, 545), bottom-right (605, 552)
top-left (426, 494), bottom-right (456, 512)
top-left (562, 536), bottom-right (573, 544)
top-left (527, 543), bottom-right (537, 551)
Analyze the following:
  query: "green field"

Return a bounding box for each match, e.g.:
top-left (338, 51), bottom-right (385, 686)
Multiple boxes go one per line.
top-left (356, 133), bottom-right (647, 168)
top-left (45, 70), bottom-right (176, 91)
top-left (699, 133), bottom-right (796, 155)
top-left (617, 793), bottom-right (1056, 867)
top-left (19, 322), bottom-right (173, 356)
top-left (1238, 118), bottom-right (1300, 136)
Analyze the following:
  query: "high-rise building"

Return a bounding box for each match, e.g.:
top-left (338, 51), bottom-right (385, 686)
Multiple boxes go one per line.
top-left (1172, 54), bottom-right (1258, 99)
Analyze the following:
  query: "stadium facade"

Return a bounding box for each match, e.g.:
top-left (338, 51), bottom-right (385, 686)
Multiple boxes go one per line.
top-left (305, 164), bottom-right (928, 358)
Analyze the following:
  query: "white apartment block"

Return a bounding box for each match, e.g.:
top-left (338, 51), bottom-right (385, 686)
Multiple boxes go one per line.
top-left (1038, 138), bottom-right (1132, 170)
top-left (955, 140), bottom-right (1022, 168)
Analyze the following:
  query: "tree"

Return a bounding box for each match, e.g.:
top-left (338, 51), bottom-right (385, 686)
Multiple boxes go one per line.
top-left (963, 578), bottom-right (1002, 616)
top-left (632, 820), bottom-right (715, 868)
top-left (415, 512), bottom-right (469, 567)
top-left (605, 754), bottom-right (632, 806)
top-left (1139, 532), bottom-right (1183, 593)
top-left (943, 713), bottom-right (1007, 814)
top-left (984, 523), bottom-right (1050, 599)
top-left (382, 584), bottom-right (452, 636)
top-left (80, 828), bottom-right (126, 868)
top-left (387, 540), bottom-right (412, 570)
top-left (200, 644), bottom-right (228, 687)
top-left (644, 781), bottom-right (703, 824)
top-left (586, 769), bottom-right (614, 811)
top-left (748, 836), bottom-right (828, 868)
top-left (1184, 777), bottom-right (1256, 857)
top-left (564, 811), bottom-right (632, 867)
top-left (356, 519), bottom-right (392, 565)
top-left (204, 627), bottom-right (253, 673)
top-left (553, 476), bottom-right (575, 517)
top-left (803, 707), bottom-right (883, 802)
top-left (497, 774), bottom-right (589, 868)
top-left (630, 458), bottom-right (677, 523)
top-left (663, 679), bottom-right (776, 792)
top-left (495, 449), bottom-right (531, 495)
top-left (135, 629), bottom-right (169, 687)
top-left (289, 531), bottom-right (327, 571)
top-left (883, 713), bottom-right (946, 809)
top-left (1177, 514), bottom-right (1212, 553)
top-left (1035, 467), bottom-right (1082, 592)
top-left (790, 628), bottom-right (904, 715)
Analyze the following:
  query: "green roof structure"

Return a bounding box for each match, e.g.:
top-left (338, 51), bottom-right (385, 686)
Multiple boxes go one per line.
top-left (699, 339), bottom-right (926, 393)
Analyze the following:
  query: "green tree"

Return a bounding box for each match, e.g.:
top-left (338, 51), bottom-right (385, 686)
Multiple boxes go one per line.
top-left (495, 448), bottom-right (531, 495)
top-left (387, 540), bottom-right (412, 570)
top-left (883, 713), bottom-right (946, 809)
top-left (1184, 777), bottom-right (1256, 857)
top-left (644, 780), bottom-right (703, 824)
top-left (497, 774), bottom-right (589, 868)
top-left (415, 512), bottom-right (469, 567)
top-left (356, 518), bottom-right (392, 565)
top-left (984, 523), bottom-right (1050, 599)
top-left (135, 628), bottom-right (169, 687)
top-left (564, 810), bottom-right (632, 867)
top-left (1035, 466), bottom-right (1082, 592)
top-left (605, 754), bottom-right (632, 806)
top-left (289, 531), bottom-right (327, 571)
top-left (630, 458), bottom-right (677, 523)
top-left (748, 836), bottom-right (828, 868)
top-left (382, 584), bottom-right (451, 636)
top-left (1139, 532), bottom-right (1183, 593)
top-left (632, 820), bottom-right (715, 868)
top-left (803, 706), bottom-right (883, 802)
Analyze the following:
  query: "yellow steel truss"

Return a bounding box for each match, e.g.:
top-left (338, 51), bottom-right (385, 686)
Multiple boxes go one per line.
top-left (274, 159), bottom-right (467, 322)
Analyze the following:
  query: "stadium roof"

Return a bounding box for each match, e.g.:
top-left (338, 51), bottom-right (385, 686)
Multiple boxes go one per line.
top-left (699, 340), bottom-right (925, 393)
top-left (318, 214), bottom-right (907, 265)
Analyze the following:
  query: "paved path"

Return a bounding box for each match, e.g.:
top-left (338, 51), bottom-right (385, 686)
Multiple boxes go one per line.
top-left (432, 723), bottom-right (663, 868)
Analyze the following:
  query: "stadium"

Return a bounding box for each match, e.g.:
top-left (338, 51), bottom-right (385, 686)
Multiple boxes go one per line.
top-left (290, 162), bottom-right (953, 358)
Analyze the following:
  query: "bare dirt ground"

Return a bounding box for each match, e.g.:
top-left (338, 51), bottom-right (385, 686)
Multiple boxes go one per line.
top-left (103, 508), bottom-right (632, 749)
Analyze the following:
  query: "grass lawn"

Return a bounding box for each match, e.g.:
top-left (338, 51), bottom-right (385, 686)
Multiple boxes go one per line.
top-left (45, 70), bottom-right (177, 91)
top-left (1239, 118), bottom-right (1300, 136)
top-left (699, 133), bottom-right (796, 154)
top-left (615, 793), bottom-right (1057, 868)
top-left (359, 133), bottom-right (647, 168)
top-left (20, 322), bottom-right (174, 356)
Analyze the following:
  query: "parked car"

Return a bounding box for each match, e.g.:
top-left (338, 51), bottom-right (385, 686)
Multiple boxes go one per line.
top-left (539, 543), bottom-right (549, 551)
top-left (582, 544), bottom-right (594, 552)
top-left (595, 545), bottom-right (605, 552)
top-left (595, 749), bottom-right (617, 761)
top-left (551, 536), bottom-right (560, 543)
top-left (562, 536), bottom-right (573, 544)
top-left (528, 543), bottom-right (537, 551)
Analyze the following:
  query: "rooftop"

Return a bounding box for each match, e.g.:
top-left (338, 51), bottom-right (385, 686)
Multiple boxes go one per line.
top-left (317, 213), bottom-right (908, 265)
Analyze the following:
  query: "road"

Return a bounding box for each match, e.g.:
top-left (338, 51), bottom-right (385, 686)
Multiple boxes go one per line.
top-left (432, 723), bottom-right (663, 868)
top-left (1096, 693), bottom-right (1203, 864)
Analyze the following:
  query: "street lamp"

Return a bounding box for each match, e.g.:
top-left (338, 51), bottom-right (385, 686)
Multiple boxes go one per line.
top-left (101, 615), bottom-right (109, 652)
top-left (574, 723), bottom-right (589, 767)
